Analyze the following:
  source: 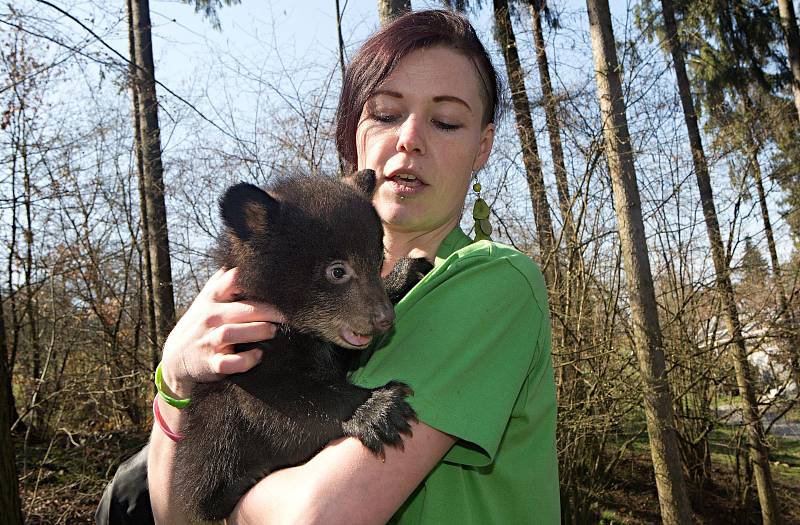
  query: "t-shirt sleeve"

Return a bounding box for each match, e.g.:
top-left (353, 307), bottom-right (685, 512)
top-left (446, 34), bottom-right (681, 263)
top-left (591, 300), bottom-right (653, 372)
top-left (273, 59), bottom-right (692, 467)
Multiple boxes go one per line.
top-left (350, 247), bottom-right (550, 467)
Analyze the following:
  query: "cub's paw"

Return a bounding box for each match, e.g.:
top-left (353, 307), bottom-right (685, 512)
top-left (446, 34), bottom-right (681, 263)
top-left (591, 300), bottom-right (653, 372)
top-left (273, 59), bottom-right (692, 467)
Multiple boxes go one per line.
top-left (384, 258), bottom-right (433, 304)
top-left (342, 381), bottom-right (418, 458)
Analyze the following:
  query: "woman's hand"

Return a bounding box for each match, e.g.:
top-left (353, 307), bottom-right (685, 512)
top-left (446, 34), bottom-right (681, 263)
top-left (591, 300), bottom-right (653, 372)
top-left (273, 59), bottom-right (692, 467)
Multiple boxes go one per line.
top-left (159, 267), bottom-right (286, 397)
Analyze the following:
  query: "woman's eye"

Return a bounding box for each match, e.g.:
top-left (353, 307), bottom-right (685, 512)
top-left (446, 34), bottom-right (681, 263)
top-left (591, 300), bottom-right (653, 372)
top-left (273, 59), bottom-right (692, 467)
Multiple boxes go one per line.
top-left (434, 120), bottom-right (460, 131)
top-left (325, 263), bottom-right (352, 283)
top-left (373, 113), bottom-right (398, 123)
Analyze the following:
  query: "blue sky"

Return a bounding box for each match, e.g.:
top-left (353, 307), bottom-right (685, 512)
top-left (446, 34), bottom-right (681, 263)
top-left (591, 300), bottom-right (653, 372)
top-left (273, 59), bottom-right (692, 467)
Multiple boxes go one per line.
top-left (140, 0), bottom-right (610, 97)
top-left (12, 0), bottom-right (794, 264)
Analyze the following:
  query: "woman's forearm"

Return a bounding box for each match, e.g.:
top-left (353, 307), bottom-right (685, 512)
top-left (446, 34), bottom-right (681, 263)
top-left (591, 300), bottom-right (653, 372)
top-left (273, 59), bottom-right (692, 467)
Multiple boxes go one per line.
top-left (147, 397), bottom-right (197, 525)
top-left (144, 268), bottom-right (280, 524)
top-left (228, 423), bottom-right (456, 525)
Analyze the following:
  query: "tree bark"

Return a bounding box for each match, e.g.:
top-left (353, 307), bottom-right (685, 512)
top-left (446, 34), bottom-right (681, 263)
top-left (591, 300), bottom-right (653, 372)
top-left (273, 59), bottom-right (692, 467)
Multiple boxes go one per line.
top-left (126, 0), bottom-right (159, 370)
top-left (377, 0), bottom-right (410, 25)
top-left (0, 285), bottom-right (23, 525)
top-left (442, 0), bottom-right (466, 11)
top-left (751, 152), bottom-right (800, 384)
top-left (335, 0), bottom-right (347, 176)
top-left (528, 0), bottom-right (585, 357)
top-left (529, 1), bottom-right (576, 252)
top-left (20, 112), bottom-right (43, 436)
top-left (660, 0), bottom-right (782, 522)
top-left (6, 142), bottom-right (22, 435)
top-left (130, 0), bottom-right (176, 348)
top-left (586, 1), bottom-right (693, 523)
top-left (777, 0), bottom-right (800, 123)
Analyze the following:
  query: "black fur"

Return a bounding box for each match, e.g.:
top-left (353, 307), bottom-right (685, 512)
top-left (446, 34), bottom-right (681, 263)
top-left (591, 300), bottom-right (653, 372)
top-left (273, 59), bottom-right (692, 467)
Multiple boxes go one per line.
top-left (384, 257), bottom-right (434, 304)
top-left (173, 171), bottom-right (426, 522)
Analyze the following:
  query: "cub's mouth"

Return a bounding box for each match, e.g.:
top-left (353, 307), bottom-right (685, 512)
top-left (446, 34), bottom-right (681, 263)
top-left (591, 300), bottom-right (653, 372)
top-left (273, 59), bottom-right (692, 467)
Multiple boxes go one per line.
top-left (338, 327), bottom-right (374, 349)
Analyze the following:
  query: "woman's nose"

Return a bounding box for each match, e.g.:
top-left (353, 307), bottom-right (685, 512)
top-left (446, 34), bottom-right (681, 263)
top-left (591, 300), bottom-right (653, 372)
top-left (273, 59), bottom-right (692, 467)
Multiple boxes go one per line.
top-left (396, 116), bottom-right (425, 155)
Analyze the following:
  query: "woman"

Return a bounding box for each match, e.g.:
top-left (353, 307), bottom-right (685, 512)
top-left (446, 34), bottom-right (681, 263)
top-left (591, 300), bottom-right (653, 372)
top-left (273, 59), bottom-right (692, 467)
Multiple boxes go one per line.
top-left (144, 9), bottom-right (558, 524)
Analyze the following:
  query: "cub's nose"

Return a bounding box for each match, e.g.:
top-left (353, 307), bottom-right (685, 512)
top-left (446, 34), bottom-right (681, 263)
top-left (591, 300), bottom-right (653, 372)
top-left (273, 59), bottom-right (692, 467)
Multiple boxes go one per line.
top-left (373, 304), bottom-right (396, 333)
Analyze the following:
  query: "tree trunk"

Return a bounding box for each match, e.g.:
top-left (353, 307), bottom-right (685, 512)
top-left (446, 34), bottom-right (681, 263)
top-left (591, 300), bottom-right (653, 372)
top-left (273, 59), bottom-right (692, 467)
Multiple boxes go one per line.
top-left (335, 0), bottom-right (347, 176)
top-left (20, 116), bottom-right (42, 437)
top-left (442, 0), bottom-right (466, 11)
top-left (130, 0), bottom-right (176, 349)
top-left (529, 1), bottom-right (576, 254)
top-left (527, 0), bottom-right (585, 368)
top-left (660, 0), bottom-right (782, 522)
top-left (751, 152), bottom-right (800, 383)
top-left (126, 0), bottom-right (159, 370)
top-left (777, 0), bottom-right (800, 123)
top-left (585, 1), bottom-right (693, 523)
top-left (492, 0), bottom-right (560, 292)
top-left (6, 149), bottom-right (22, 435)
top-left (377, 0), bottom-right (410, 25)
top-left (0, 286), bottom-right (23, 525)
top-left (0, 335), bottom-right (23, 525)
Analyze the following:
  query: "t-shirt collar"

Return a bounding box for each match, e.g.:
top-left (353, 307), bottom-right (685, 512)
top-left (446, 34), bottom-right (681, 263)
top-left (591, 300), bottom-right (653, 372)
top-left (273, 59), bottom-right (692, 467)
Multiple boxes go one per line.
top-left (434, 227), bottom-right (474, 267)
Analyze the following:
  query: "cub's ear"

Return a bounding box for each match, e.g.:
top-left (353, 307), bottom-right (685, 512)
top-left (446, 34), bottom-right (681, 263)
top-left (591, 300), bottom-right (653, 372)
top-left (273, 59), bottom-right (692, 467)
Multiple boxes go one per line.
top-left (343, 169), bottom-right (376, 197)
top-left (219, 183), bottom-right (279, 240)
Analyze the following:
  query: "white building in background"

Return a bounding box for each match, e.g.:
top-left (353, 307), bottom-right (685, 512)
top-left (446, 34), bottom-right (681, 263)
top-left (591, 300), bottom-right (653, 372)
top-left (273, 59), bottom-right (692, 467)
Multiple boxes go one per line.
top-left (701, 315), bottom-right (798, 399)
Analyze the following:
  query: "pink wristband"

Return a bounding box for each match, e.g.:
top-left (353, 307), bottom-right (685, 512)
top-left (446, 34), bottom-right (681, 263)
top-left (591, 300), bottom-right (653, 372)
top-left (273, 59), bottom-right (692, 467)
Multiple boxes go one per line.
top-left (153, 396), bottom-right (185, 442)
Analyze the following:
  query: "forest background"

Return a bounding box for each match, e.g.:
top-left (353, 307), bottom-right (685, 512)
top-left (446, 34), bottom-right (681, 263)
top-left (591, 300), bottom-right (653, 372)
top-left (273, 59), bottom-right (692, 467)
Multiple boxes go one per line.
top-left (1, 0), bottom-right (799, 523)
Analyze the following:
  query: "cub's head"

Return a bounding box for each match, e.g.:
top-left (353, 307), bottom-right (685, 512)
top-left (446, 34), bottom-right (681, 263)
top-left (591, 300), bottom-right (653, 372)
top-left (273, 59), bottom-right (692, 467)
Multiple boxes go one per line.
top-left (216, 170), bottom-right (393, 349)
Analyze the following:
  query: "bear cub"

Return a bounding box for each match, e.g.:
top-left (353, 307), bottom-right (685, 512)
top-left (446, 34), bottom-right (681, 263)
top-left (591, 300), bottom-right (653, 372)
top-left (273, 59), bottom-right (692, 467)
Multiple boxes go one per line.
top-left (173, 170), bottom-right (428, 522)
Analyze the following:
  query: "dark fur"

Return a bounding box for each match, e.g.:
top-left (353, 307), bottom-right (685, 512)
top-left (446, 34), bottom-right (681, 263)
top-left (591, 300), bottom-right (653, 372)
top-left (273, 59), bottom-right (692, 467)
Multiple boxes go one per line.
top-left (383, 257), bottom-right (434, 304)
top-left (173, 171), bottom-right (427, 522)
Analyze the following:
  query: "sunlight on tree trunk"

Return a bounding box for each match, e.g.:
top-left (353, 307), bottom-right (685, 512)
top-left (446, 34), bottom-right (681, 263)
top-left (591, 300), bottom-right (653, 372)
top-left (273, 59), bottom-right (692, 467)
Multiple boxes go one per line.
top-left (586, 0), bottom-right (693, 522)
top-left (126, 0), bottom-right (159, 371)
top-left (377, 0), bottom-right (411, 25)
top-left (129, 0), bottom-right (176, 348)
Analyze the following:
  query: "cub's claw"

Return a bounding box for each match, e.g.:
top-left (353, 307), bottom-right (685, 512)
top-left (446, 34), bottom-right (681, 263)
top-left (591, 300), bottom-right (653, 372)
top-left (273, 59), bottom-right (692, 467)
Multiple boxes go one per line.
top-left (342, 381), bottom-right (417, 457)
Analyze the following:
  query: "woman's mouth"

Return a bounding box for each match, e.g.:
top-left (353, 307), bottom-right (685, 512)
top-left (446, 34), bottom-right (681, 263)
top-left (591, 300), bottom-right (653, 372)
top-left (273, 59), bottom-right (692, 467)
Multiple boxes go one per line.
top-left (387, 173), bottom-right (425, 197)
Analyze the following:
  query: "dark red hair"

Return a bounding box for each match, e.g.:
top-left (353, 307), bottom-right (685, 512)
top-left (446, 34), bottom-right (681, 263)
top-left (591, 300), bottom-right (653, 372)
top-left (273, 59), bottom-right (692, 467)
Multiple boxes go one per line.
top-left (335, 9), bottom-right (500, 172)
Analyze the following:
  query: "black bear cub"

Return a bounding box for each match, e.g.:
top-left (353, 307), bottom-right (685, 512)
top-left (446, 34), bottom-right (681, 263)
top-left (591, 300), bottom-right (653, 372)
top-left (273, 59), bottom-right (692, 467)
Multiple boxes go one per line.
top-left (173, 170), bottom-right (425, 522)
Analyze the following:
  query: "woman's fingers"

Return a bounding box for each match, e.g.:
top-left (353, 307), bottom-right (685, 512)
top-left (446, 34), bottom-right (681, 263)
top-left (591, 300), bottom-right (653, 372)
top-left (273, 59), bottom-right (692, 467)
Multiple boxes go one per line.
top-left (208, 267), bottom-right (242, 302)
top-left (208, 348), bottom-right (264, 375)
top-left (209, 321), bottom-right (278, 348)
top-left (202, 267), bottom-right (286, 325)
top-left (212, 301), bottom-right (287, 326)
top-left (160, 268), bottom-right (287, 386)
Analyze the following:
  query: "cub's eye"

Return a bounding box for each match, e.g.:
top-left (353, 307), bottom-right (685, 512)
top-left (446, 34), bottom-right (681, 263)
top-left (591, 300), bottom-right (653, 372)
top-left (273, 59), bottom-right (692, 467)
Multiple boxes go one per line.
top-left (326, 262), bottom-right (352, 284)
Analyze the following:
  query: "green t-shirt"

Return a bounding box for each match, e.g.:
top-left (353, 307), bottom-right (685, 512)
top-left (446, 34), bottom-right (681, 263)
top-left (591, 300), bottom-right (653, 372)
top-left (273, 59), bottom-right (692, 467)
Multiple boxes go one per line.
top-left (350, 227), bottom-right (560, 524)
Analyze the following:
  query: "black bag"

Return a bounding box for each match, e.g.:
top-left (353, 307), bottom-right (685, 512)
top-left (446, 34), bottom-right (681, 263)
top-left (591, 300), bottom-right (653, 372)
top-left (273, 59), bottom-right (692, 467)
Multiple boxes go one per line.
top-left (95, 445), bottom-right (154, 525)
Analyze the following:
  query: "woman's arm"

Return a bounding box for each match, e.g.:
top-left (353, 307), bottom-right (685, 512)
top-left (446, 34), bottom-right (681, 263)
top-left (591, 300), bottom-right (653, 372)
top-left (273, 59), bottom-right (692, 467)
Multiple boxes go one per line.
top-left (148, 406), bottom-right (192, 525)
top-left (147, 268), bottom-right (285, 525)
top-left (147, 267), bottom-right (449, 524)
top-left (229, 422), bottom-right (456, 525)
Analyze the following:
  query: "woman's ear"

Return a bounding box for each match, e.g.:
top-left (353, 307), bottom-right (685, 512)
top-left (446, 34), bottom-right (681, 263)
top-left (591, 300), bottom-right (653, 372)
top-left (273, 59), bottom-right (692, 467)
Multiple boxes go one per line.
top-left (472, 123), bottom-right (495, 172)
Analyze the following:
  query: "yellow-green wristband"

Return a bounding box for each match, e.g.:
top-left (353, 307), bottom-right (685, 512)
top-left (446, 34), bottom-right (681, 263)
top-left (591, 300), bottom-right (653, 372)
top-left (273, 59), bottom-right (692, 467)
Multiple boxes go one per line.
top-left (154, 362), bottom-right (191, 409)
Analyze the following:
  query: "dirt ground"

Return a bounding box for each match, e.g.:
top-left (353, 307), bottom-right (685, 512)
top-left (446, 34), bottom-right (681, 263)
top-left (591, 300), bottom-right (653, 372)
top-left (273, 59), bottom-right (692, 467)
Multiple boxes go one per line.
top-left (597, 450), bottom-right (800, 524)
top-left (16, 430), bottom-right (148, 525)
top-left (13, 429), bottom-right (800, 524)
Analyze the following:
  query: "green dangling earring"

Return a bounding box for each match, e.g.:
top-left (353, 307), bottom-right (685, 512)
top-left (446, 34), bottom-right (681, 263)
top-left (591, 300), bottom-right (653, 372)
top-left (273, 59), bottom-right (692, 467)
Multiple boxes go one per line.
top-left (472, 171), bottom-right (493, 242)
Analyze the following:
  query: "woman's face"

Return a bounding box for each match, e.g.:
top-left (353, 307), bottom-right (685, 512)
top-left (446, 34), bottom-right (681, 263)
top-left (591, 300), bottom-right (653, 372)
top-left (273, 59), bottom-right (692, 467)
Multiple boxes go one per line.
top-left (356, 46), bottom-right (494, 236)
